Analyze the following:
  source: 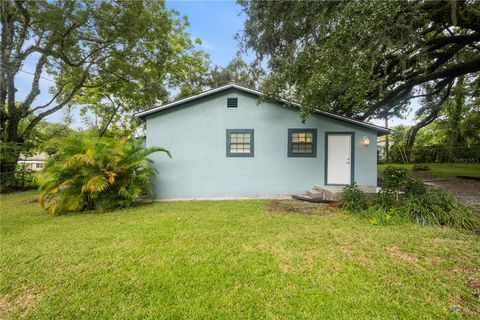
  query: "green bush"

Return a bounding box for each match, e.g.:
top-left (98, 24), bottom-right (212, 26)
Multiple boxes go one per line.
top-left (14, 164), bottom-right (38, 190)
top-left (399, 189), bottom-right (479, 231)
top-left (403, 178), bottom-right (427, 197)
top-left (342, 183), bottom-right (368, 211)
top-left (382, 166), bottom-right (408, 190)
top-left (375, 188), bottom-right (397, 210)
top-left (37, 134), bottom-right (170, 214)
top-left (349, 169), bottom-right (478, 231)
top-left (412, 164), bottom-right (431, 171)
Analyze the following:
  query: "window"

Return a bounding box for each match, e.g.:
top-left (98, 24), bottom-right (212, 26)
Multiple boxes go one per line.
top-left (227, 97), bottom-right (238, 108)
top-left (36, 163), bottom-right (44, 169)
top-left (288, 129), bottom-right (317, 157)
top-left (226, 129), bottom-right (254, 157)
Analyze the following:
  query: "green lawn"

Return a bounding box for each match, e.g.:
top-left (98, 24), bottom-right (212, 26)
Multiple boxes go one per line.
top-left (1, 192), bottom-right (479, 319)
top-left (378, 163), bottom-right (480, 179)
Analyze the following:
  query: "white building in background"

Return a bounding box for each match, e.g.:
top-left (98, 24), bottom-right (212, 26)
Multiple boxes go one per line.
top-left (17, 152), bottom-right (48, 171)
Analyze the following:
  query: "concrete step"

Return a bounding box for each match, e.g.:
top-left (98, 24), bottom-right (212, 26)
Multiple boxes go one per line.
top-left (291, 194), bottom-right (332, 203)
top-left (313, 185), bottom-right (377, 201)
top-left (306, 189), bottom-right (323, 198)
top-left (313, 186), bottom-right (343, 201)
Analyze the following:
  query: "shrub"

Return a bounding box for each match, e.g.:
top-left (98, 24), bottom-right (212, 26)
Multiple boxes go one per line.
top-left (382, 166), bottom-right (408, 190)
top-left (403, 178), bottom-right (427, 197)
top-left (342, 183), bottom-right (368, 211)
top-left (399, 189), bottom-right (479, 231)
top-left (37, 134), bottom-right (170, 214)
top-left (14, 164), bottom-right (38, 190)
top-left (375, 188), bottom-right (397, 210)
top-left (412, 164), bottom-right (431, 171)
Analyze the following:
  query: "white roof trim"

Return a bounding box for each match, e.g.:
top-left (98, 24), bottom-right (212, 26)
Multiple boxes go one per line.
top-left (135, 83), bottom-right (390, 134)
top-left (135, 84), bottom-right (248, 117)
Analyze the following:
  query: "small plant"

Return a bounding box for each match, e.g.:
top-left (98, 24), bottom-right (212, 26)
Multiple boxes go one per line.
top-left (342, 182), bottom-right (368, 211)
top-left (375, 188), bottom-right (397, 210)
top-left (382, 166), bottom-right (408, 190)
top-left (412, 164), bottom-right (431, 171)
top-left (403, 178), bottom-right (427, 197)
top-left (366, 208), bottom-right (407, 226)
top-left (399, 189), bottom-right (479, 231)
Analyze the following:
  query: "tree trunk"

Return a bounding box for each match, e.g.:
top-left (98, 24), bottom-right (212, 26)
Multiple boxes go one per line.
top-left (384, 117), bottom-right (389, 162)
top-left (0, 141), bottom-right (22, 190)
top-left (405, 82), bottom-right (453, 161)
top-left (447, 76), bottom-right (465, 162)
top-left (405, 125), bottom-right (423, 162)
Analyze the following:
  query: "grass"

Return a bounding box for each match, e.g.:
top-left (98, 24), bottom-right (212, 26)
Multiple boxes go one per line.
top-left (378, 163), bottom-right (480, 179)
top-left (1, 191), bottom-right (479, 319)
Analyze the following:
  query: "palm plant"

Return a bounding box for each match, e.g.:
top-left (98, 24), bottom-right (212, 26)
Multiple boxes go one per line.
top-left (37, 134), bottom-right (170, 214)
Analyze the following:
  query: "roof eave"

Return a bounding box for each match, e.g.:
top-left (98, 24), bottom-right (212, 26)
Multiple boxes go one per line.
top-left (135, 83), bottom-right (390, 135)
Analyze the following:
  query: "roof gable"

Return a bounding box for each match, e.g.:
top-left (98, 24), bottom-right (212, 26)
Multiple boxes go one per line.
top-left (135, 84), bottom-right (390, 135)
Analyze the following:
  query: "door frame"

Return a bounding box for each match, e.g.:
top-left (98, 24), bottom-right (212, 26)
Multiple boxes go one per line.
top-left (324, 132), bottom-right (355, 186)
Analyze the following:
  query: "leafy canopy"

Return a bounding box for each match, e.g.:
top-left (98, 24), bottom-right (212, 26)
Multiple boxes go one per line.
top-left (239, 0), bottom-right (480, 120)
top-left (0, 0), bottom-right (206, 170)
top-left (176, 54), bottom-right (265, 99)
top-left (37, 133), bottom-right (170, 214)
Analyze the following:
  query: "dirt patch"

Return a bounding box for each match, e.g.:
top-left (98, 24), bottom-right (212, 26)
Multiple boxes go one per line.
top-left (427, 178), bottom-right (480, 211)
top-left (0, 286), bottom-right (40, 318)
top-left (447, 267), bottom-right (480, 296)
top-left (267, 199), bottom-right (335, 215)
top-left (468, 275), bottom-right (480, 297)
top-left (19, 197), bottom-right (38, 205)
top-left (450, 267), bottom-right (480, 298)
top-left (387, 246), bottom-right (422, 268)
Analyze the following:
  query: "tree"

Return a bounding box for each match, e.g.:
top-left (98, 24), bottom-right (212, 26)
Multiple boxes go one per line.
top-left (405, 75), bottom-right (479, 161)
top-left (404, 81), bottom-right (453, 160)
top-left (176, 54), bottom-right (265, 98)
top-left (238, 0), bottom-right (480, 120)
top-left (0, 0), bottom-right (206, 184)
top-left (206, 54), bottom-right (265, 90)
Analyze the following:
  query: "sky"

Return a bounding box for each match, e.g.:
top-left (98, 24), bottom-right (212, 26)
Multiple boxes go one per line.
top-left (17, 0), bottom-right (415, 128)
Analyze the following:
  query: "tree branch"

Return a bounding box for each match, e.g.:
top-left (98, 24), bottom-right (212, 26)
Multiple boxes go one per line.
top-left (22, 69), bottom-right (90, 139)
top-left (426, 32), bottom-right (480, 51)
top-left (20, 54), bottom-right (47, 113)
top-left (98, 94), bottom-right (121, 137)
top-left (29, 82), bottom-right (68, 113)
top-left (405, 81), bottom-right (454, 159)
top-left (359, 55), bottom-right (480, 120)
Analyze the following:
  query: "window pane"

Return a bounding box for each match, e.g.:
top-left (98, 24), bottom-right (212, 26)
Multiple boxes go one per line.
top-left (290, 130), bottom-right (315, 155)
top-left (291, 142), bottom-right (313, 154)
top-left (305, 133), bottom-right (312, 142)
top-left (292, 133), bottom-right (299, 142)
top-left (228, 131), bottom-right (252, 154)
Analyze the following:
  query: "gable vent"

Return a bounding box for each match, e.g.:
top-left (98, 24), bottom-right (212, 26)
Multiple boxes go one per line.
top-left (227, 97), bottom-right (238, 108)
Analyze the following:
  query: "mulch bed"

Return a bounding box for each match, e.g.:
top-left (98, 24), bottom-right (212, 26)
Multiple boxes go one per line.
top-left (379, 173), bottom-right (480, 211)
top-left (428, 178), bottom-right (480, 211)
top-left (267, 199), bottom-right (339, 215)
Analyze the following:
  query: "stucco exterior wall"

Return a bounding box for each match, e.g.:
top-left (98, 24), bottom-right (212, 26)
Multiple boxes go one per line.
top-left (145, 88), bottom-right (378, 199)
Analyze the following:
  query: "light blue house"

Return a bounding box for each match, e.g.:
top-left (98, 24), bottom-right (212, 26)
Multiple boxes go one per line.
top-left (136, 84), bottom-right (389, 200)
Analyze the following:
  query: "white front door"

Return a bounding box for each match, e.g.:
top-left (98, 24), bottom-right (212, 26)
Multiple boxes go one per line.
top-left (327, 134), bottom-right (352, 185)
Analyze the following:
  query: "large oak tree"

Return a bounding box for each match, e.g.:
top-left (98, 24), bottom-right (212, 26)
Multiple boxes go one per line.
top-left (0, 0), bottom-right (206, 184)
top-left (238, 0), bottom-right (480, 121)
